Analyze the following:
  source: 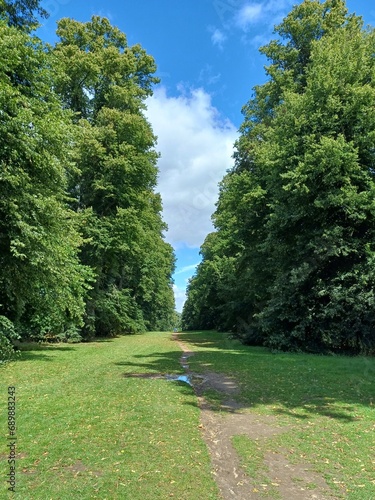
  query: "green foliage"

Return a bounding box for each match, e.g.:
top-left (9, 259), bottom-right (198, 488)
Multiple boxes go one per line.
top-left (54, 16), bottom-right (159, 121)
top-left (53, 16), bottom-right (175, 337)
top-left (183, 0), bottom-right (375, 354)
top-left (182, 233), bottom-right (238, 332)
top-left (0, 22), bottom-right (91, 342)
top-left (171, 310), bottom-right (182, 331)
top-left (92, 287), bottom-right (146, 337)
top-left (0, 13), bottom-right (174, 343)
top-left (0, 0), bottom-right (48, 31)
top-left (0, 315), bottom-right (19, 362)
top-left (0, 333), bottom-right (219, 498)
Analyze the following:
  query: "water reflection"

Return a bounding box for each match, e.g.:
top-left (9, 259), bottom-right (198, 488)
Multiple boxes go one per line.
top-left (166, 374), bottom-right (192, 386)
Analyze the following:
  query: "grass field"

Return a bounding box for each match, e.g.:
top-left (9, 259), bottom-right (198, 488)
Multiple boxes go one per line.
top-left (0, 333), bottom-right (218, 500)
top-left (180, 331), bottom-right (375, 499)
top-left (1, 330), bottom-right (374, 499)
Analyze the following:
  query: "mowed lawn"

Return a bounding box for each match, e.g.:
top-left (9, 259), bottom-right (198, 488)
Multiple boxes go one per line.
top-left (180, 331), bottom-right (375, 499)
top-left (1, 331), bottom-right (374, 499)
top-left (0, 333), bottom-right (219, 500)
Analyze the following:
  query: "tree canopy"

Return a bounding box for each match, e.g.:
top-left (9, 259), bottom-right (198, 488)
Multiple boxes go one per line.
top-left (53, 16), bottom-right (175, 337)
top-left (0, 13), bottom-right (175, 360)
top-left (0, 22), bottom-right (91, 346)
top-left (182, 0), bottom-right (375, 354)
top-left (0, 0), bottom-right (48, 31)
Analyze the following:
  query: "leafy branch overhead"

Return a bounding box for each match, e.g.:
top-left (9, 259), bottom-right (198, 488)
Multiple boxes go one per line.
top-left (0, 0), bottom-right (48, 31)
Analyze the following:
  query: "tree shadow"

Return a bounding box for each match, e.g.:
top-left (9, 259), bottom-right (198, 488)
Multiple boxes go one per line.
top-left (180, 331), bottom-right (375, 422)
top-left (115, 331), bottom-right (374, 422)
top-left (115, 350), bottom-right (183, 375)
top-left (83, 338), bottom-right (116, 343)
top-left (11, 337), bottom-right (114, 362)
top-left (17, 343), bottom-right (77, 352)
top-left (14, 342), bottom-right (78, 361)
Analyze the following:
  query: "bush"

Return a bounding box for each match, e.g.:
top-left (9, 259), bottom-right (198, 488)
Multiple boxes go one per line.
top-left (0, 316), bottom-right (20, 363)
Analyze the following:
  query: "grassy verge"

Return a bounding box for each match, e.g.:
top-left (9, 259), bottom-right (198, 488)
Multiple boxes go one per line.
top-left (0, 333), bottom-right (219, 500)
top-left (180, 330), bottom-right (375, 499)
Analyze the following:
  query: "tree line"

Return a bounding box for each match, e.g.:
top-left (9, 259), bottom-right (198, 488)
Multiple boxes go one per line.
top-left (182, 0), bottom-right (375, 354)
top-left (0, 1), bottom-right (176, 361)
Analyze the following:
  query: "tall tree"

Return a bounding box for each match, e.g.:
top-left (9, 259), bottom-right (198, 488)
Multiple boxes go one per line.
top-left (53, 17), bottom-right (175, 336)
top-left (0, 22), bottom-right (91, 349)
top-left (254, 11), bottom-right (375, 353)
top-left (183, 0), bottom-right (375, 354)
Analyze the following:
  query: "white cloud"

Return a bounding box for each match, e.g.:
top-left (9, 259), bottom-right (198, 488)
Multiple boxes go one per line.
top-left (230, 0), bottom-right (297, 46)
top-left (236, 3), bottom-right (263, 29)
top-left (175, 263), bottom-right (199, 275)
top-left (248, 32), bottom-right (271, 48)
top-left (213, 0), bottom-right (296, 45)
top-left (199, 64), bottom-right (221, 86)
top-left (173, 284), bottom-right (187, 313)
top-left (145, 86), bottom-right (238, 249)
top-left (210, 27), bottom-right (227, 49)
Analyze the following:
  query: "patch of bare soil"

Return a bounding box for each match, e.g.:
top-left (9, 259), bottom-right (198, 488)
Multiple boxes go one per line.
top-left (62, 460), bottom-right (102, 477)
top-left (172, 334), bottom-right (337, 500)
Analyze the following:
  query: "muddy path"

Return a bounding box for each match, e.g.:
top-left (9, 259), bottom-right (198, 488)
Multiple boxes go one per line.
top-left (172, 334), bottom-right (337, 500)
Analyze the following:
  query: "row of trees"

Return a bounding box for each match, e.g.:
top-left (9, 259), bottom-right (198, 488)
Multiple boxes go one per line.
top-left (0, 1), bottom-right (175, 360)
top-left (182, 0), bottom-right (375, 354)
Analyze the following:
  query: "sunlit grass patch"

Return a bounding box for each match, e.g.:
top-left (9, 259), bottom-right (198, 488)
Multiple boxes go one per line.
top-left (180, 330), bottom-right (375, 499)
top-left (0, 333), bottom-right (219, 499)
top-left (231, 435), bottom-right (280, 499)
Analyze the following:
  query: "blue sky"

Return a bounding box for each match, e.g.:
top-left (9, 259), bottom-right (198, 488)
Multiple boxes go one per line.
top-left (39, 0), bottom-right (375, 311)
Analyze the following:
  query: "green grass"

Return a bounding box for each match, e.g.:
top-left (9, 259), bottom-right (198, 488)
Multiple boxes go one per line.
top-left (231, 435), bottom-right (280, 499)
top-left (2, 330), bottom-right (374, 499)
top-left (1, 333), bottom-right (219, 499)
top-left (179, 330), bottom-right (375, 499)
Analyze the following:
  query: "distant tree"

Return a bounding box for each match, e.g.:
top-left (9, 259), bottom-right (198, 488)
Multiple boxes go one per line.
top-left (172, 311), bottom-right (182, 331)
top-left (181, 232), bottom-right (237, 332)
top-left (183, 0), bottom-right (375, 354)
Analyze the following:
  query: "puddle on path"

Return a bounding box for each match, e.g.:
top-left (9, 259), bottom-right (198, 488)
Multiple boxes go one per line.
top-left (165, 373), bottom-right (206, 387)
top-left (165, 374), bottom-right (192, 385)
top-left (171, 333), bottom-right (336, 500)
top-left (123, 372), bottom-right (203, 387)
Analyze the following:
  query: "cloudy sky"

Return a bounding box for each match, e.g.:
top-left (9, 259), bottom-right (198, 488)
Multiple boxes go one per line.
top-left (39, 0), bottom-right (374, 311)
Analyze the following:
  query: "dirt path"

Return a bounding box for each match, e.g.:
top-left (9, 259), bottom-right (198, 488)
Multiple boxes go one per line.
top-left (172, 334), bottom-right (337, 500)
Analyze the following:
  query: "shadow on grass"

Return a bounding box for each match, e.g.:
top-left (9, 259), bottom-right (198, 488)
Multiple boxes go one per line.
top-left (17, 343), bottom-right (77, 351)
top-left (13, 342), bottom-right (78, 362)
top-left (115, 350), bottom-right (183, 375)
top-left (16, 337), bottom-right (117, 361)
top-left (116, 331), bottom-right (374, 423)
top-left (17, 351), bottom-right (59, 362)
top-left (82, 337), bottom-right (116, 343)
